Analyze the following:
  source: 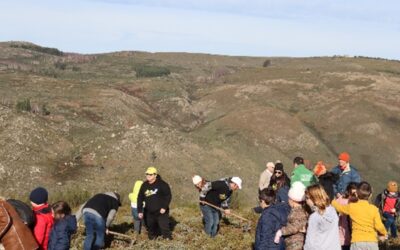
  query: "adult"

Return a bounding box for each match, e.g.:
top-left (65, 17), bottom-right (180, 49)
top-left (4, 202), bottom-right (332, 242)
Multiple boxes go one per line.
top-left (290, 156), bottom-right (318, 188)
top-left (0, 198), bottom-right (39, 250)
top-left (75, 192), bottom-right (121, 250)
top-left (269, 163), bottom-right (291, 203)
top-left (259, 162), bottom-right (275, 193)
top-left (313, 161), bottom-right (338, 201)
top-left (137, 167), bottom-right (172, 240)
top-left (198, 177), bottom-right (242, 237)
top-left (331, 152), bottom-right (361, 197)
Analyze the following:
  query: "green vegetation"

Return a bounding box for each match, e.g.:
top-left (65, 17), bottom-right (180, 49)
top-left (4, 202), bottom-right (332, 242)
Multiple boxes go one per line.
top-left (16, 98), bottom-right (31, 112)
top-left (10, 43), bottom-right (64, 56)
top-left (135, 65), bottom-right (171, 78)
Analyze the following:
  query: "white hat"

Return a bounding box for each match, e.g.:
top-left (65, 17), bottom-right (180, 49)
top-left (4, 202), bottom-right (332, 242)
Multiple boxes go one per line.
top-left (288, 181), bottom-right (306, 202)
top-left (231, 177), bottom-right (242, 189)
top-left (192, 175), bottom-right (202, 185)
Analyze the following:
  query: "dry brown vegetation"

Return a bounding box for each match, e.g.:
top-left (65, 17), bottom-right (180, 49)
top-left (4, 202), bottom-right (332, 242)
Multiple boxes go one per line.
top-left (0, 41), bottom-right (399, 248)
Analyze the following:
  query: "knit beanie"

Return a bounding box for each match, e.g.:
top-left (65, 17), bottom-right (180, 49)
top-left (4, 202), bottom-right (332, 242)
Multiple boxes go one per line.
top-left (192, 175), bottom-right (202, 185)
top-left (29, 187), bottom-right (48, 205)
top-left (387, 181), bottom-right (398, 193)
top-left (338, 152), bottom-right (350, 162)
top-left (313, 161), bottom-right (327, 177)
top-left (288, 182), bottom-right (306, 202)
top-left (275, 163), bottom-right (284, 172)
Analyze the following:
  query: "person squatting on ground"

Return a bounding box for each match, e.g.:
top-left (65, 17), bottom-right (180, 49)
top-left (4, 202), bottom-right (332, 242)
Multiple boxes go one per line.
top-left (137, 167), bottom-right (172, 240)
top-left (0, 197), bottom-right (39, 250)
top-left (196, 176), bottom-right (242, 237)
top-left (274, 181), bottom-right (309, 250)
top-left (303, 184), bottom-right (341, 250)
top-left (75, 192), bottom-right (121, 250)
top-left (254, 189), bottom-right (290, 250)
top-left (128, 180), bottom-right (144, 234)
top-left (30, 187), bottom-right (54, 250)
top-left (375, 180), bottom-right (399, 239)
top-left (331, 152), bottom-right (361, 197)
top-left (332, 181), bottom-right (387, 250)
top-left (48, 201), bottom-right (77, 250)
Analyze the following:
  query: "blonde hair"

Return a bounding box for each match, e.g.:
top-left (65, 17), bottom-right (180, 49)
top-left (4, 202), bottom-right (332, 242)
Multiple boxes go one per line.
top-left (306, 184), bottom-right (330, 214)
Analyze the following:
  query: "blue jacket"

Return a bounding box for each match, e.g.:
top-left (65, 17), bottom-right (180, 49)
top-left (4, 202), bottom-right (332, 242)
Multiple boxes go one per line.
top-left (255, 203), bottom-right (291, 250)
top-left (276, 185), bottom-right (289, 203)
top-left (331, 165), bottom-right (361, 195)
top-left (48, 215), bottom-right (77, 250)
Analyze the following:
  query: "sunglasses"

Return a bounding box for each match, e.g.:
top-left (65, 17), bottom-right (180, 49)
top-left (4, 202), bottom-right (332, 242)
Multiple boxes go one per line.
top-left (275, 171), bottom-right (283, 174)
top-left (146, 173), bottom-right (155, 176)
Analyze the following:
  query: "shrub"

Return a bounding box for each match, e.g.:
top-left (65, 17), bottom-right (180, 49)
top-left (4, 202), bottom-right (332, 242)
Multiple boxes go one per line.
top-left (41, 104), bottom-right (50, 115)
top-left (16, 98), bottom-right (31, 112)
top-left (135, 65), bottom-right (171, 78)
top-left (10, 44), bottom-right (64, 56)
top-left (54, 61), bottom-right (67, 70)
top-left (263, 59), bottom-right (271, 67)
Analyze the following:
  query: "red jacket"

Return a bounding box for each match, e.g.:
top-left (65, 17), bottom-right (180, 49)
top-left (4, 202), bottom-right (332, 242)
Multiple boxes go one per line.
top-left (32, 204), bottom-right (54, 250)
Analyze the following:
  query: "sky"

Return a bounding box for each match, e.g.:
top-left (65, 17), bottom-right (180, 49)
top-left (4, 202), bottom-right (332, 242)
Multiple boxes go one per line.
top-left (1, 0), bottom-right (399, 59)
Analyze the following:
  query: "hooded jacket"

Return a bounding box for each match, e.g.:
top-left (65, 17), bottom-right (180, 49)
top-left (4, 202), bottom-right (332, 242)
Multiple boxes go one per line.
top-left (0, 199), bottom-right (39, 250)
top-left (304, 206), bottom-right (341, 250)
top-left (48, 215), bottom-right (77, 250)
top-left (255, 202), bottom-right (291, 250)
top-left (137, 175), bottom-right (172, 214)
top-left (32, 203), bottom-right (54, 250)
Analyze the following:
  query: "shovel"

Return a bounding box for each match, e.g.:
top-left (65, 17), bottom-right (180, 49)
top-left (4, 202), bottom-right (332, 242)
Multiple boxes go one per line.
top-left (78, 224), bottom-right (136, 247)
top-left (200, 201), bottom-right (252, 232)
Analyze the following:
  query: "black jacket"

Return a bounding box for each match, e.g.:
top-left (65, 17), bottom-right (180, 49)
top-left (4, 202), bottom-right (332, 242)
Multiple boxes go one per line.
top-left (375, 189), bottom-right (400, 216)
top-left (82, 193), bottom-right (120, 221)
top-left (202, 179), bottom-right (232, 209)
top-left (138, 175), bottom-right (172, 213)
top-left (318, 172), bottom-right (339, 201)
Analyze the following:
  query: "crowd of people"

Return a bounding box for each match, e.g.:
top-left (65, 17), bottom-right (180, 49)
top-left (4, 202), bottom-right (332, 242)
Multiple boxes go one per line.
top-left (0, 152), bottom-right (398, 250)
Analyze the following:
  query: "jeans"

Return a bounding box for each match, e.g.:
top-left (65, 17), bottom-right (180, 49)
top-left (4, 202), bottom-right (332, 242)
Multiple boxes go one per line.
top-left (83, 212), bottom-right (106, 250)
top-left (200, 204), bottom-right (220, 237)
top-left (383, 212), bottom-right (398, 238)
top-left (131, 207), bottom-right (142, 234)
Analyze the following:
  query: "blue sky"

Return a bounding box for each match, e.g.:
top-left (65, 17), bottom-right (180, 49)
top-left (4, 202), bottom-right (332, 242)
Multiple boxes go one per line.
top-left (1, 0), bottom-right (399, 59)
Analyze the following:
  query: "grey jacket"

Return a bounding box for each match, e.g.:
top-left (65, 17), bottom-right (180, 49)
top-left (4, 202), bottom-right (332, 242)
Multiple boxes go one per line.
top-left (304, 205), bottom-right (341, 250)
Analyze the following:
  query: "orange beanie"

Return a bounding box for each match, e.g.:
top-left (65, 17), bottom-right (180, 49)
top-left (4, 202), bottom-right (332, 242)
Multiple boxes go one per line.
top-left (338, 152), bottom-right (350, 162)
top-left (313, 161), bottom-right (327, 177)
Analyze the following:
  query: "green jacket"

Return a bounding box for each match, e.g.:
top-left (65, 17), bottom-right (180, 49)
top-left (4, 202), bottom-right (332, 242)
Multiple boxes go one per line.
top-left (129, 180), bottom-right (143, 206)
top-left (290, 164), bottom-right (318, 188)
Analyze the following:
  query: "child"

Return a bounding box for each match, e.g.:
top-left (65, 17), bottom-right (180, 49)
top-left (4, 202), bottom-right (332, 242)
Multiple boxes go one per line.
top-left (30, 187), bottom-right (54, 250)
top-left (336, 182), bottom-right (358, 250)
top-left (275, 181), bottom-right (309, 250)
top-left (332, 181), bottom-right (387, 250)
top-left (255, 189), bottom-right (290, 250)
top-left (304, 184), bottom-right (340, 250)
top-left (128, 180), bottom-right (144, 234)
top-left (375, 181), bottom-right (399, 239)
top-left (48, 201), bottom-right (77, 250)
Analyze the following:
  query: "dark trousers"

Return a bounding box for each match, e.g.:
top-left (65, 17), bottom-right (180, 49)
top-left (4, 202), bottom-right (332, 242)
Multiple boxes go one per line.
top-left (383, 212), bottom-right (398, 238)
top-left (145, 210), bottom-right (172, 240)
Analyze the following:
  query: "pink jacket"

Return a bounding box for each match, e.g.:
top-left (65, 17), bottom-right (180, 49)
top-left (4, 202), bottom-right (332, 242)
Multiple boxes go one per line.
top-left (336, 197), bottom-right (351, 246)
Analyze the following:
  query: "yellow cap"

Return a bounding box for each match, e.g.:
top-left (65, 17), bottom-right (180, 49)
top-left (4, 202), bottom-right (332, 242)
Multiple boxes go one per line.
top-left (145, 166), bottom-right (158, 175)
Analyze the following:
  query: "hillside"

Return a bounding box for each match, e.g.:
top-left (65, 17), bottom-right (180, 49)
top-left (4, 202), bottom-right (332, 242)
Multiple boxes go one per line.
top-left (1, 40), bottom-right (399, 206)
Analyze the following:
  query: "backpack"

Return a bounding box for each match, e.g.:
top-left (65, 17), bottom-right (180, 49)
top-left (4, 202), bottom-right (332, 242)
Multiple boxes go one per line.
top-left (7, 199), bottom-right (36, 229)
